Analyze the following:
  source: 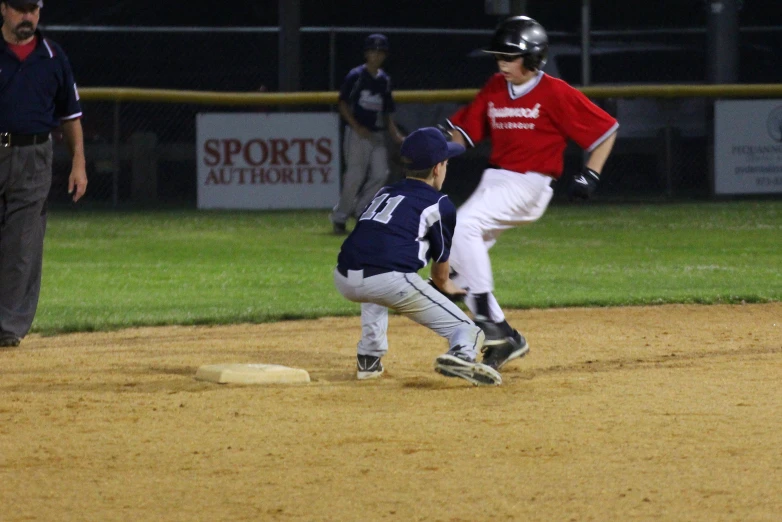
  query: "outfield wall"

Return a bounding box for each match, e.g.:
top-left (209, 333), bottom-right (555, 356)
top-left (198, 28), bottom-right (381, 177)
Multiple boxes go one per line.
top-left (48, 84), bottom-right (782, 208)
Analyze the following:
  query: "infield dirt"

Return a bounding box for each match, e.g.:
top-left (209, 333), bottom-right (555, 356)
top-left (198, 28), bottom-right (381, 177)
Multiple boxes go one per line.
top-left (1, 303), bottom-right (780, 521)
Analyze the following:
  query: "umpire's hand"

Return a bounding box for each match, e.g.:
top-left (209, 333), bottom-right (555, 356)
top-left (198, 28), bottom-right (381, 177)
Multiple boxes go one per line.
top-left (69, 165), bottom-right (88, 202)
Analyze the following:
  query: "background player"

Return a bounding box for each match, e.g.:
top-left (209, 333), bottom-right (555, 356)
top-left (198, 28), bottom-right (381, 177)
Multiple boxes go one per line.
top-left (444, 16), bottom-right (619, 370)
top-left (333, 127), bottom-right (501, 386)
top-left (330, 33), bottom-right (405, 235)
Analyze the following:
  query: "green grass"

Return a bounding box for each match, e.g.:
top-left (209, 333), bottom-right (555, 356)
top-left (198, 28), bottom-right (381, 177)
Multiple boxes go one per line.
top-left (36, 201), bottom-right (782, 334)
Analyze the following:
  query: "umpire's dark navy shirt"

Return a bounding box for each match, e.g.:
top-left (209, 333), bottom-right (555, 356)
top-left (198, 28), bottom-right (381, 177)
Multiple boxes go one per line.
top-left (0, 30), bottom-right (82, 134)
top-left (337, 178), bottom-right (458, 275)
top-left (339, 64), bottom-right (395, 132)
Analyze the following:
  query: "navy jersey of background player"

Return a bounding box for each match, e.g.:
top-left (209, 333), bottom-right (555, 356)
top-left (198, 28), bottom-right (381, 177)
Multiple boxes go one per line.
top-left (339, 65), bottom-right (395, 131)
top-left (338, 178), bottom-right (457, 274)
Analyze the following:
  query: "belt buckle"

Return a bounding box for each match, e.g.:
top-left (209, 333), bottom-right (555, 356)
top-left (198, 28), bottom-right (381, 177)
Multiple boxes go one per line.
top-left (0, 133), bottom-right (9, 148)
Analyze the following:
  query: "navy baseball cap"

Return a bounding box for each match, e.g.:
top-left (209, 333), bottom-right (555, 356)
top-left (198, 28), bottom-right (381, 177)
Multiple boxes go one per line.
top-left (6, 0), bottom-right (43, 8)
top-left (400, 127), bottom-right (465, 170)
top-left (364, 33), bottom-right (389, 51)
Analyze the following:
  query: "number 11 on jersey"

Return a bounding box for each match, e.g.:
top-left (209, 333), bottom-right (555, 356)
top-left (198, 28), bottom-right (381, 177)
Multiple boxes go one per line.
top-left (359, 194), bottom-right (405, 224)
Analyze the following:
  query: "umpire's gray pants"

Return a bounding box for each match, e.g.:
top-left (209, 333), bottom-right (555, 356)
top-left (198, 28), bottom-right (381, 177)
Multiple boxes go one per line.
top-left (0, 141), bottom-right (53, 338)
top-left (331, 128), bottom-right (389, 224)
top-left (334, 268), bottom-right (484, 359)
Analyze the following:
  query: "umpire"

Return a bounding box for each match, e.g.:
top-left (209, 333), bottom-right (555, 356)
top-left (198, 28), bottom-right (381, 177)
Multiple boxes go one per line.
top-left (0, 0), bottom-right (86, 347)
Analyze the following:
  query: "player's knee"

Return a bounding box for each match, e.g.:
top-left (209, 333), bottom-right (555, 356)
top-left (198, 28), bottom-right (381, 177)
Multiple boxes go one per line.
top-left (455, 219), bottom-right (485, 241)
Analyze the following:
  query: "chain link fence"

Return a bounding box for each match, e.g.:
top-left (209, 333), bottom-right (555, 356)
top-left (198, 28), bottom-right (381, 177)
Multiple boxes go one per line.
top-left (43, 25), bottom-right (782, 206)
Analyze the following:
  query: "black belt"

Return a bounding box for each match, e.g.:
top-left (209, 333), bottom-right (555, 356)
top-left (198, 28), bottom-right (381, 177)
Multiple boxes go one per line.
top-left (0, 132), bottom-right (50, 148)
top-left (337, 266), bottom-right (390, 278)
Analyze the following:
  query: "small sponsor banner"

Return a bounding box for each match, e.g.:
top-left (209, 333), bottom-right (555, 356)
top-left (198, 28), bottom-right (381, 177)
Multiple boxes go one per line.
top-left (196, 112), bottom-right (340, 209)
top-left (714, 100), bottom-right (782, 195)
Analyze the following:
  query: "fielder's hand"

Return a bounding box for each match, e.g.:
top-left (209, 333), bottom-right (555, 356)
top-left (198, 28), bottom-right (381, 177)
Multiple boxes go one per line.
top-left (427, 278), bottom-right (466, 303)
top-left (568, 166), bottom-right (600, 201)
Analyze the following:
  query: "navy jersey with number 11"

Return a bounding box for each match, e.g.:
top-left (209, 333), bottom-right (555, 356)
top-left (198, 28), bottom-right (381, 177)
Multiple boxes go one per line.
top-left (337, 178), bottom-right (457, 274)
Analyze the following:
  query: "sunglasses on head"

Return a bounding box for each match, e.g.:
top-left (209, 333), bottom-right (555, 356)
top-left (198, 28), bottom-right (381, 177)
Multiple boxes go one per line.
top-left (494, 54), bottom-right (523, 62)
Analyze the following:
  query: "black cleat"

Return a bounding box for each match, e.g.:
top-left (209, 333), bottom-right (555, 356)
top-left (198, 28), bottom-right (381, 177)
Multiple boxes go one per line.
top-left (481, 330), bottom-right (529, 370)
top-left (434, 350), bottom-right (501, 386)
top-left (333, 222), bottom-right (348, 235)
top-left (357, 354), bottom-right (384, 380)
top-left (0, 333), bottom-right (21, 348)
top-left (473, 316), bottom-right (510, 346)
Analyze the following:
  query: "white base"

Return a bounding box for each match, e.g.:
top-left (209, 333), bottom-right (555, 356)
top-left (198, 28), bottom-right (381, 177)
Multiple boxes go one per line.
top-left (195, 363), bottom-right (310, 384)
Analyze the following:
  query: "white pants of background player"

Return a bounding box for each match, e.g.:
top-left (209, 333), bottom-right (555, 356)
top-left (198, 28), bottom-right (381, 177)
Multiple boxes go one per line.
top-left (333, 269), bottom-right (485, 360)
top-left (449, 168), bottom-right (554, 323)
top-left (331, 128), bottom-right (389, 225)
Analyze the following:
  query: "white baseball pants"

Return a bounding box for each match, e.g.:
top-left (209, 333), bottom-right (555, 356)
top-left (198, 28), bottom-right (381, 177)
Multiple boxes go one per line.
top-left (449, 168), bottom-right (554, 323)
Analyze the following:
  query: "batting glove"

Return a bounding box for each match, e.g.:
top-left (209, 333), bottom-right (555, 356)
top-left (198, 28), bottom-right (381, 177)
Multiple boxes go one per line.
top-left (436, 121), bottom-right (455, 142)
top-left (568, 166), bottom-right (600, 201)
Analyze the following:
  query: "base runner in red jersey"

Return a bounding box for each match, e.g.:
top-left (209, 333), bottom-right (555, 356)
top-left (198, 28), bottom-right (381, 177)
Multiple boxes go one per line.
top-left (444, 16), bottom-right (619, 371)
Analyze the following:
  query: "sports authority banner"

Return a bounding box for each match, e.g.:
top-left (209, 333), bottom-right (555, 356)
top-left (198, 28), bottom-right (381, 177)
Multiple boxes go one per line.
top-left (196, 113), bottom-right (340, 209)
top-left (714, 100), bottom-right (782, 195)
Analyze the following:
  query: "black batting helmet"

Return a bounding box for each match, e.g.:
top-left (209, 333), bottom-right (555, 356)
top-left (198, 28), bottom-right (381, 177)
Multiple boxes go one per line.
top-left (485, 16), bottom-right (548, 71)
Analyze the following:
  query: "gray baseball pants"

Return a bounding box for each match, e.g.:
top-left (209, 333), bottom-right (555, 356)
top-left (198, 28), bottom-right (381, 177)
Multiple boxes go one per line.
top-left (334, 268), bottom-right (485, 360)
top-left (331, 128), bottom-right (389, 224)
top-left (0, 141), bottom-right (53, 338)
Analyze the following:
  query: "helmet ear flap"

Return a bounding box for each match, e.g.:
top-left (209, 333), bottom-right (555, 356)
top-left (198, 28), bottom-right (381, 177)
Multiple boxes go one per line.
top-left (523, 52), bottom-right (547, 72)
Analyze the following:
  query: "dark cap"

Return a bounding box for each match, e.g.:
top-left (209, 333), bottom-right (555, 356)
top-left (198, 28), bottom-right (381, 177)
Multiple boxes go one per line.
top-left (364, 33), bottom-right (389, 51)
top-left (400, 127), bottom-right (465, 170)
top-left (5, 0), bottom-right (43, 8)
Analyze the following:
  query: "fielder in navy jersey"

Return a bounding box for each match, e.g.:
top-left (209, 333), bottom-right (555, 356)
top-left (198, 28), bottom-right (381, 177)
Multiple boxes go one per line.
top-left (330, 33), bottom-right (404, 235)
top-left (334, 127), bottom-right (501, 386)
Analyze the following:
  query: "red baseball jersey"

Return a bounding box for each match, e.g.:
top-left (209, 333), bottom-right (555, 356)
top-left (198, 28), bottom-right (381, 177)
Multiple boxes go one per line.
top-left (448, 72), bottom-right (618, 178)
